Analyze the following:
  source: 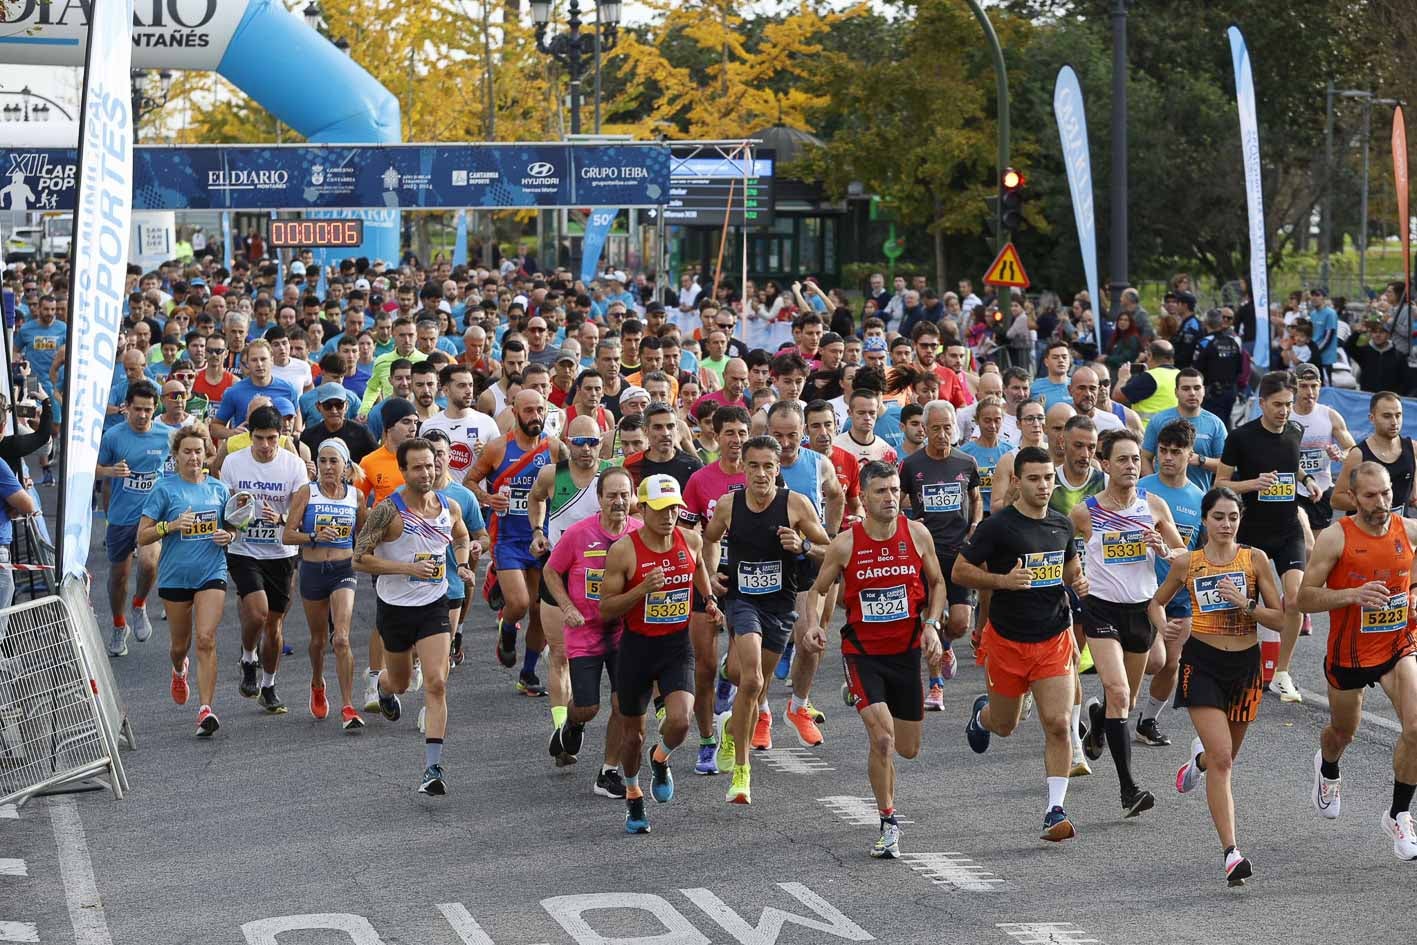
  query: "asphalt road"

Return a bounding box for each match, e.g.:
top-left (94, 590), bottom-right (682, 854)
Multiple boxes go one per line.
top-left (2, 496), bottom-right (1413, 945)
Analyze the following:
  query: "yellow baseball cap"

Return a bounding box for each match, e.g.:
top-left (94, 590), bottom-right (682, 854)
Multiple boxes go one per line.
top-left (637, 474), bottom-right (686, 511)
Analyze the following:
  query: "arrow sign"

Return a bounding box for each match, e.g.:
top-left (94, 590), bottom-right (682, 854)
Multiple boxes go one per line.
top-left (983, 242), bottom-right (1030, 289)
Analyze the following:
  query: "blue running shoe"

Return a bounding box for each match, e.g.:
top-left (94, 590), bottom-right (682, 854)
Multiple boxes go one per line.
top-left (377, 685), bottom-right (402, 722)
top-left (965, 694), bottom-right (991, 754)
top-left (650, 753), bottom-right (674, 803)
top-left (714, 677), bottom-right (736, 716)
top-left (774, 643), bottom-right (793, 681)
top-left (625, 796), bottom-right (650, 834)
top-left (1042, 805), bottom-right (1076, 842)
top-left (695, 741), bottom-right (718, 776)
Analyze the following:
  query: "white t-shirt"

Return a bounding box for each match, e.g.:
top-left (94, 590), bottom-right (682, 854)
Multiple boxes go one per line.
top-left (1081, 408), bottom-right (1125, 433)
top-left (954, 402), bottom-right (1019, 447)
top-left (271, 358), bottom-right (313, 394)
top-left (419, 410), bottom-right (501, 484)
top-left (219, 446), bottom-right (309, 559)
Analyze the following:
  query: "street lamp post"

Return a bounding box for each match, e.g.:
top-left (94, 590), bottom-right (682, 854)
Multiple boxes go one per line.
top-left (531, 0), bottom-right (622, 136)
top-left (1108, 0), bottom-right (1130, 319)
top-left (1322, 85), bottom-right (1401, 290)
top-left (0, 86), bottom-right (70, 123)
top-left (130, 69), bottom-right (174, 140)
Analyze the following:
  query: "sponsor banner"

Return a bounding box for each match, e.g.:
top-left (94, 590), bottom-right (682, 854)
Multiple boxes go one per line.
top-left (1052, 66), bottom-right (1103, 344)
top-left (580, 209), bottom-right (616, 284)
top-left (0, 0), bottom-right (246, 69)
top-left (59, 0), bottom-right (135, 581)
top-left (1227, 26), bottom-right (1270, 368)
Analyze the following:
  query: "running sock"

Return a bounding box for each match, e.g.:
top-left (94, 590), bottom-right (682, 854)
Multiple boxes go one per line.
top-left (929, 676), bottom-right (945, 688)
top-left (700, 736), bottom-right (716, 747)
top-left (425, 737), bottom-right (443, 768)
top-left (1141, 692), bottom-right (1168, 723)
top-left (1391, 780), bottom-right (1417, 820)
top-left (259, 671), bottom-right (275, 688)
top-left (1046, 776), bottom-right (1068, 811)
top-left (759, 696), bottom-right (769, 713)
top-left (1320, 756), bottom-right (1341, 780)
top-left (625, 773), bottom-right (641, 793)
top-left (601, 764), bottom-right (617, 775)
top-left (651, 744), bottom-right (671, 764)
top-left (551, 705), bottom-right (568, 729)
top-left (113, 615), bottom-right (126, 629)
top-left (1104, 718), bottom-right (1137, 794)
top-left (1069, 704), bottom-right (1082, 748)
top-left (131, 596), bottom-right (146, 609)
top-left (522, 649), bottom-right (540, 675)
top-left (789, 694), bottom-right (808, 714)
top-left (878, 806), bottom-right (894, 820)
top-left (242, 648), bottom-right (258, 663)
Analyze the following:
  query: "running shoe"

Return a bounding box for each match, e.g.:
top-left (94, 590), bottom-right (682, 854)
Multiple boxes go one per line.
top-left (805, 700), bottom-right (825, 724)
top-left (239, 661), bottom-right (259, 699)
top-left (281, 644), bottom-right (294, 657)
top-left (39, 468), bottom-right (54, 487)
top-left (257, 686), bottom-right (287, 714)
top-left (1312, 750), bottom-right (1341, 819)
top-left (1268, 670), bottom-right (1303, 703)
top-left (548, 724), bottom-right (564, 759)
top-left (841, 681), bottom-right (858, 707)
top-left (726, 764), bottom-right (752, 805)
top-left (1082, 697), bottom-right (1106, 761)
top-left (561, 721), bottom-right (585, 758)
top-left (924, 682), bottom-right (944, 712)
top-left (1176, 736), bottom-right (1205, 794)
top-left (1224, 848), bottom-right (1252, 886)
top-left (517, 671), bottom-right (548, 696)
top-left (450, 632), bottom-right (465, 667)
top-left (1069, 750), bottom-right (1092, 778)
top-left (310, 683), bottom-right (329, 720)
top-left (341, 705), bottom-right (365, 731)
top-left (965, 694), bottom-right (991, 753)
top-left (363, 674), bottom-right (381, 712)
top-left (695, 741), bottom-right (718, 776)
top-left (417, 706), bottom-right (427, 735)
top-left (1122, 787), bottom-right (1156, 818)
top-left (170, 659), bottom-right (190, 706)
top-left (129, 605), bottom-right (152, 643)
top-left (784, 703), bottom-right (824, 747)
top-left (195, 705), bottom-right (220, 738)
top-left (1134, 717), bottom-right (1171, 747)
top-left (1382, 811), bottom-right (1417, 860)
top-left (418, 764), bottom-right (447, 796)
top-left (870, 818), bottom-right (901, 859)
top-left (496, 616), bottom-right (518, 668)
top-left (625, 796), bottom-right (651, 833)
top-left (1041, 806), bottom-right (1076, 842)
top-left (716, 720), bottom-right (737, 773)
top-left (377, 686), bottom-right (402, 722)
top-left (751, 709), bottom-right (773, 750)
top-left (649, 753), bottom-right (674, 803)
top-left (940, 646), bottom-right (957, 680)
top-left (713, 676), bottom-right (736, 716)
top-left (107, 625), bottom-right (128, 658)
top-left (595, 769), bottom-right (627, 798)
top-left (1300, 614), bottom-right (1313, 637)
top-left (774, 644), bottom-right (793, 681)
top-left (1021, 691), bottom-right (1035, 722)
top-left (410, 660), bottom-right (424, 693)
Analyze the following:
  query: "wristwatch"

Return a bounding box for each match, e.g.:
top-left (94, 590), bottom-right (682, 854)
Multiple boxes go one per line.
top-left (800, 538), bottom-right (813, 557)
top-left (923, 617), bottom-right (942, 631)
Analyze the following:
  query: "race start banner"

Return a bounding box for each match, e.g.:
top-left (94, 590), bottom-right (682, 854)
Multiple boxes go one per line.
top-left (1227, 26), bottom-right (1270, 368)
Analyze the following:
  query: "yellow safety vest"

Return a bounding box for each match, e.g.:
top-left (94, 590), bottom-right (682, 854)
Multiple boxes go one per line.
top-left (1131, 366), bottom-right (1179, 425)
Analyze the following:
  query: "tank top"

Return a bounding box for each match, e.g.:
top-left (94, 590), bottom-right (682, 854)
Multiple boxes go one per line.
top-left (960, 439), bottom-right (1010, 510)
top-left (842, 516), bottom-right (926, 656)
top-left (725, 489), bottom-right (798, 611)
top-left (488, 382), bottom-right (508, 418)
top-left (494, 434), bottom-right (551, 545)
top-left (546, 460), bottom-right (609, 545)
top-left (1292, 405), bottom-right (1336, 492)
top-left (1327, 515), bottom-right (1417, 670)
top-left (1185, 546), bottom-right (1259, 637)
top-left (622, 527), bottom-right (696, 638)
top-left (1049, 466), bottom-right (1106, 517)
top-left (302, 481), bottom-right (359, 550)
top-left (1358, 437), bottom-right (1416, 512)
top-left (1083, 490), bottom-right (1158, 603)
top-left (779, 448), bottom-right (824, 522)
top-left (374, 492), bottom-right (453, 606)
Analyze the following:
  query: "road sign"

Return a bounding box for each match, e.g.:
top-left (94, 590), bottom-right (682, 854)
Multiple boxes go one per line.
top-left (983, 242), bottom-right (1030, 289)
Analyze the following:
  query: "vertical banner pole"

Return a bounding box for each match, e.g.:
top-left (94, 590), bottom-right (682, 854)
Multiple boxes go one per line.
top-left (1227, 26), bottom-right (1269, 369)
top-left (1394, 106), bottom-right (1411, 308)
top-left (1053, 65), bottom-right (1103, 348)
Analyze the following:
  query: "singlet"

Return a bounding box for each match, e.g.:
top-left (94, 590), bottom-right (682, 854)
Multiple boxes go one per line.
top-left (780, 448), bottom-right (825, 522)
top-left (488, 382), bottom-right (509, 418)
top-left (374, 492), bottom-right (453, 607)
top-left (546, 514), bottom-right (640, 655)
top-left (1139, 474), bottom-right (1203, 612)
top-left (842, 516), bottom-right (926, 657)
top-left (1185, 546), bottom-right (1260, 638)
top-left (1083, 490), bottom-right (1158, 603)
top-left (959, 439), bottom-right (1010, 511)
top-left (724, 489), bottom-right (798, 612)
top-left (1292, 405), bottom-right (1336, 493)
top-left (220, 446), bottom-right (309, 559)
top-left (1358, 437), bottom-right (1417, 512)
top-left (1326, 515), bottom-right (1417, 670)
top-left (565, 402), bottom-right (613, 433)
top-left (1049, 465), bottom-right (1106, 518)
top-left (493, 434), bottom-right (551, 546)
top-left (301, 482), bottom-right (358, 550)
top-left (621, 449), bottom-right (703, 526)
top-left (622, 527), bottom-right (696, 638)
top-left (546, 460), bottom-right (613, 544)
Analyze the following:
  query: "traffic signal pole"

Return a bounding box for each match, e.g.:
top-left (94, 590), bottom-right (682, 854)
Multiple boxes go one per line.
top-left (964, 0), bottom-right (1012, 318)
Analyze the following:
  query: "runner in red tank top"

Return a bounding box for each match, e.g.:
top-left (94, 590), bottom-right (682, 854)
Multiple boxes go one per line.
top-left (600, 474), bottom-right (718, 835)
top-left (803, 460), bottom-right (946, 860)
top-left (1299, 461), bottom-right (1417, 860)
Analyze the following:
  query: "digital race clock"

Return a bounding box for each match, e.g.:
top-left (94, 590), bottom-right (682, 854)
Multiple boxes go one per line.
top-left (268, 219), bottom-right (364, 248)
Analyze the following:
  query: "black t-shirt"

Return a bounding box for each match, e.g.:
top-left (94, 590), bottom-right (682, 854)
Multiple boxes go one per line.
top-left (901, 448), bottom-right (980, 554)
top-left (1220, 417), bottom-right (1303, 542)
top-left (300, 419), bottom-right (378, 464)
top-left (960, 506), bottom-right (1076, 642)
top-left (621, 449), bottom-right (703, 526)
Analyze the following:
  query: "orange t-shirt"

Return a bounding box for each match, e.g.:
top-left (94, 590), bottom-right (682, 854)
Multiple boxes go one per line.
top-left (1327, 516), bottom-right (1417, 670)
top-left (358, 446), bottom-right (404, 507)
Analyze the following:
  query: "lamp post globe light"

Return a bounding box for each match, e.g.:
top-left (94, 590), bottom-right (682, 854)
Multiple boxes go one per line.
top-left (532, 0), bottom-right (622, 135)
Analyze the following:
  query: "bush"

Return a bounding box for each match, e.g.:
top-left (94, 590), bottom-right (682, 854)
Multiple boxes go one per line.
top-left (840, 262), bottom-right (935, 292)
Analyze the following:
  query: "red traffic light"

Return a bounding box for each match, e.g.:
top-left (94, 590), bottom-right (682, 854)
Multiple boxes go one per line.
top-left (1001, 167), bottom-right (1025, 190)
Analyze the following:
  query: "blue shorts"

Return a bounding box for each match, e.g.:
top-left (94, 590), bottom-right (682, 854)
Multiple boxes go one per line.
top-left (724, 598), bottom-right (796, 655)
top-left (494, 539), bottom-right (541, 572)
top-left (1165, 596), bottom-right (1192, 620)
top-left (299, 558), bottom-right (357, 602)
top-left (105, 523), bottom-right (140, 563)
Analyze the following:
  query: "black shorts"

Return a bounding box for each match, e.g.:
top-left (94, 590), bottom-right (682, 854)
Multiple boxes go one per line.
top-left (1325, 650), bottom-right (1417, 691)
top-left (724, 598), bottom-right (795, 654)
top-left (615, 629), bottom-right (694, 717)
top-left (538, 575), bottom-right (559, 607)
top-left (842, 649), bottom-right (924, 722)
top-left (227, 554), bottom-right (297, 614)
top-left (299, 558), bottom-right (357, 602)
top-left (158, 578), bottom-right (227, 602)
top-left (1082, 596), bottom-right (1156, 654)
top-left (1299, 491), bottom-right (1334, 533)
top-left (570, 651), bottom-right (619, 707)
top-left (375, 596), bottom-right (451, 654)
top-left (938, 550), bottom-right (975, 608)
top-left (1175, 637), bottom-right (1263, 723)
top-left (1245, 531), bottom-right (1306, 576)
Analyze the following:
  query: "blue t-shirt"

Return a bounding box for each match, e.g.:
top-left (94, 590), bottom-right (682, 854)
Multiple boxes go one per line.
top-left (140, 474), bottom-right (232, 589)
top-left (98, 421), bottom-right (175, 526)
top-left (0, 459), bottom-right (24, 544)
top-left (960, 440), bottom-right (1012, 509)
top-left (1308, 305), bottom-right (1339, 365)
top-left (1139, 473), bottom-right (1204, 617)
top-left (214, 376), bottom-right (300, 427)
top-left (395, 480), bottom-right (485, 601)
top-left (1030, 377), bottom-right (1072, 410)
top-left (344, 364), bottom-right (372, 400)
top-left (780, 447), bottom-right (826, 520)
top-left (1140, 407), bottom-right (1227, 492)
top-left (15, 319), bottom-right (67, 393)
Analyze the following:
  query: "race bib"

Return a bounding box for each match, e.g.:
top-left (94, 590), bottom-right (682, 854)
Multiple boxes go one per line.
top-left (737, 560), bottom-right (783, 595)
top-left (860, 584), bottom-right (909, 623)
top-left (1176, 524), bottom-right (1198, 548)
top-left (1101, 530), bottom-right (1147, 565)
top-left (978, 467), bottom-right (994, 504)
top-left (644, 587), bottom-right (691, 625)
top-left (182, 509), bottom-right (218, 541)
top-left (1361, 592), bottom-right (1408, 634)
top-left (412, 551), bottom-right (446, 584)
top-left (186, 394), bottom-right (210, 419)
top-left (243, 522), bottom-right (280, 544)
top-left (1194, 572), bottom-right (1248, 613)
top-left (32, 336), bottom-right (56, 351)
top-left (1258, 473), bottom-right (1296, 502)
top-left (921, 482), bottom-right (963, 514)
top-left (314, 511), bottom-right (353, 541)
top-left (1299, 448), bottom-right (1324, 475)
top-left (124, 471), bottom-right (157, 494)
top-left (583, 568), bottom-right (604, 601)
top-left (506, 488), bottom-right (529, 516)
top-left (1025, 550), bottom-right (1064, 588)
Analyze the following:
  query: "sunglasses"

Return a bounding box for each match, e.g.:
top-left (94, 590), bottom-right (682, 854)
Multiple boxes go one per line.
top-left (568, 436), bottom-right (602, 448)
top-left (321, 400), bottom-right (347, 409)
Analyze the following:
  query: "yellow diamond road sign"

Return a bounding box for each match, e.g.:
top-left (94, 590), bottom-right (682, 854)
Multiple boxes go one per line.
top-left (983, 242), bottom-right (1030, 289)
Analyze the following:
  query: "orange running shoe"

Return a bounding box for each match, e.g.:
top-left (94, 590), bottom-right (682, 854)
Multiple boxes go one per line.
top-left (783, 703), bottom-right (823, 747)
top-left (310, 683), bottom-right (329, 720)
top-left (341, 705), bottom-right (365, 731)
top-left (751, 709), bottom-right (773, 750)
top-left (195, 705), bottom-right (220, 737)
top-left (171, 658), bottom-right (190, 706)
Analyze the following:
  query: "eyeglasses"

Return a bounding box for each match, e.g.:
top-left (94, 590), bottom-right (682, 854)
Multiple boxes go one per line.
top-left (568, 436), bottom-right (602, 448)
top-left (528, 326), bottom-right (548, 333)
top-left (163, 392), bottom-right (185, 399)
top-left (321, 400), bottom-right (347, 409)
top-left (207, 349), bottom-right (226, 357)
top-left (1020, 414), bottom-right (1046, 423)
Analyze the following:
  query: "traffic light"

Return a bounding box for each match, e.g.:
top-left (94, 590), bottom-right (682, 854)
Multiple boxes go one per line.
top-left (1000, 167), bottom-right (1026, 233)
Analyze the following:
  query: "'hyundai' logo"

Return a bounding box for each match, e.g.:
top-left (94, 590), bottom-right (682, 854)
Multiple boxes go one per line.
top-left (526, 162), bottom-right (556, 177)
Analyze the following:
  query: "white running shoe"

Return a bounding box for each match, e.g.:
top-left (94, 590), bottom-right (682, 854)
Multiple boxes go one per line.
top-left (106, 625), bottom-right (128, 657)
top-left (1383, 811), bottom-right (1417, 860)
top-left (1312, 750), bottom-right (1341, 819)
top-left (1069, 745), bottom-right (1091, 778)
top-left (1269, 670), bottom-right (1303, 703)
top-left (1176, 736), bottom-right (1205, 794)
top-left (129, 605), bottom-right (152, 643)
top-left (363, 674), bottom-right (381, 712)
top-left (411, 660), bottom-right (424, 693)
top-left (417, 705), bottom-right (427, 734)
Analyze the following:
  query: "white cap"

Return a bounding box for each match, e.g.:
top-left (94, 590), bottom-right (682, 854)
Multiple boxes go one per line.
top-left (354, 277), bottom-right (371, 290)
top-left (289, 261), bottom-right (306, 275)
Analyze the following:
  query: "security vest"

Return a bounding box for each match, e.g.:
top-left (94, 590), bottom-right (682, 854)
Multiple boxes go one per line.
top-left (1132, 366), bottom-right (1179, 424)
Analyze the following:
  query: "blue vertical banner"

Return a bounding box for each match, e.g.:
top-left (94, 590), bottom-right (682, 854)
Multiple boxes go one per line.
top-left (221, 210), bottom-right (233, 268)
top-left (271, 211), bottom-right (283, 298)
top-left (1228, 26), bottom-right (1270, 368)
top-left (452, 209), bottom-right (469, 267)
top-left (580, 209), bottom-right (617, 284)
top-left (1053, 65), bottom-right (1104, 343)
top-left (58, 0), bottom-right (135, 582)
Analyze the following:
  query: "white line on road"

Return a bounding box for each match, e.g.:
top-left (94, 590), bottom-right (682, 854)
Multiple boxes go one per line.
top-left (997, 922), bottom-right (1100, 944)
top-left (899, 852), bottom-right (1004, 891)
top-left (48, 797), bottom-right (113, 945)
top-left (816, 797), bottom-right (914, 826)
top-left (0, 859), bottom-right (26, 877)
top-left (435, 903), bottom-right (495, 945)
top-left (0, 806), bottom-right (17, 820)
top-left (0, 921), bottom-right (38, 943)
top-left (757, 747), bottom-right (834, 774)
top-left (1296, 686), bottom-right (1401, 733)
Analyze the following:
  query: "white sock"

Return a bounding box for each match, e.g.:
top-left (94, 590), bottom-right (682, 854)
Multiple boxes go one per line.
top-left (259, 671), bottom-right (275, 688)
top-left (367, 668), bottom-right (379, 680)
top-left (759, 696), bottom-right (770, 713)
top-left (1047, 776), bottom-right (1069, 812)
top-left (1141, 692), bottom-right (1168, 723)
top-left (789, 693), bottom-right (807, 714)
top-left (242, 648), bottom-right (258, 663)
top-left (1069, 704), bottom-right (1082, 749)
top-left (601, 764), bottom-right (617, 775)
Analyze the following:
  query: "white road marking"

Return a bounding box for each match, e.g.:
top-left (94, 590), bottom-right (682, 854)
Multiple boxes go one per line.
top-left (435, 903), bottom-right (495, 945)
top-left (1296, 686), bottom-right (1402, 733)
top-left (997, 922), bottom-right (1101, 944)
top-left (0, 859), bottom-right (26, 877)
top-left (899, 852), bottom-right (1003, 891)
top-left (0, 806), bottom-right (17, 820)
top-left (48, 797), bottom-right (113, 945)
top-left (816, 797), bottom-right (914, 826)
top-left (0, 921), bottom-right (38, 943)
top-left (756, 747), bottom-right (834, 774)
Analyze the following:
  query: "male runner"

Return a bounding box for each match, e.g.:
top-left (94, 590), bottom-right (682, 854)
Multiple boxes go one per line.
top-left (1289, 363), bottom-right (1355, 535)
top-left (1140, 368), bottom-right (1228, 490)
top-left (599, 474), bottom-right (718, 834)
top-left (806, 399), bottom-right (861, 524)
top-left (1332, 390), bottom-right (1414, 516)
top-left (353, 437), bottom-right (478, 794)
top-left (1068, 367), bottom-right (1124, 433)
top-left (835, 389), bottom-right (898, 467)
top-left (803, 460), bottom-right (946, 858)
top-left (1298, 462), bottom-right (1417, 859)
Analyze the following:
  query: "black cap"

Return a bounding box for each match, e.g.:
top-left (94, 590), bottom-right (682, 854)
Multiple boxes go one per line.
top-left (379, 397), bottom-right (417, 428)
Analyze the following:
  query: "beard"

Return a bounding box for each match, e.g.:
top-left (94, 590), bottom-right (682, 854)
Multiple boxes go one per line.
top-left (517, 417), bottom-right (544, 438)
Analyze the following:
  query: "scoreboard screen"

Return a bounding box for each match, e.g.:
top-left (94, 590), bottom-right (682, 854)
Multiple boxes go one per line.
top-left (662, 149), bottom-right (775, 227)
top-left (268, 219), bottom-right (364, 247)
